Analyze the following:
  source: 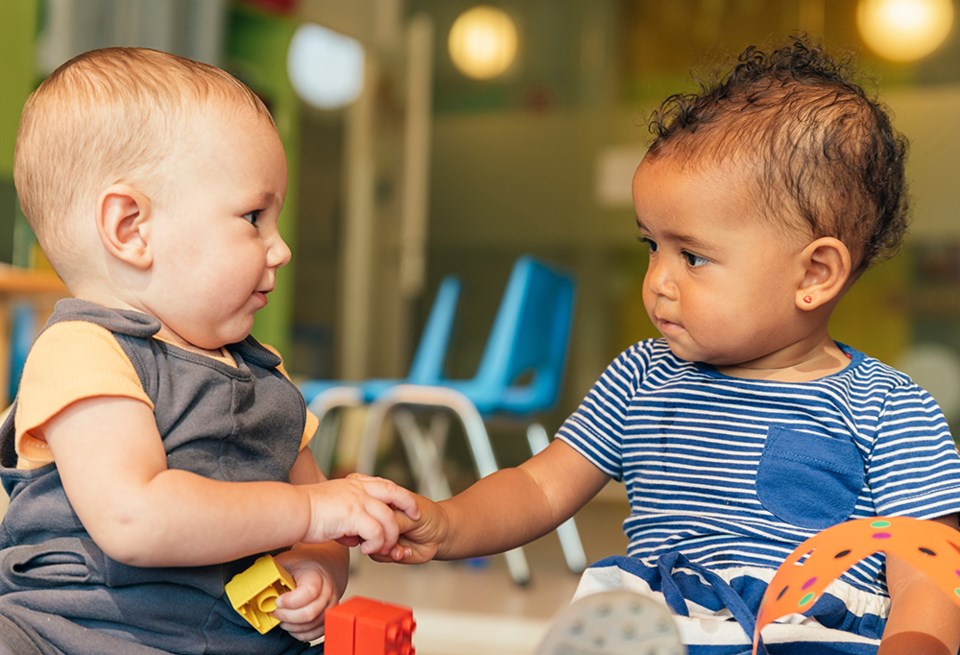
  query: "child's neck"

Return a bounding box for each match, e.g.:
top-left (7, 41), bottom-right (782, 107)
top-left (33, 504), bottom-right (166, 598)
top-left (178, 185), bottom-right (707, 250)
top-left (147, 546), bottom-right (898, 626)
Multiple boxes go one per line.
top-left (70, 292), bottom-right (237, 364)
top-left (153, 326), bottom-right (234, 363)
top-left (714, 339), bottom-right (850, 382)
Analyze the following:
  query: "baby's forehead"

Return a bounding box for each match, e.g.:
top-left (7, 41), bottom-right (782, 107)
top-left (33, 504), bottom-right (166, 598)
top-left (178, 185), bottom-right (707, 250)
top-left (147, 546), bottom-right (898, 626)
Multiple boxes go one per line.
top-left (639, 146), bottom-right (814, 237)
top-left (644, 136), bottom-right (765, 186)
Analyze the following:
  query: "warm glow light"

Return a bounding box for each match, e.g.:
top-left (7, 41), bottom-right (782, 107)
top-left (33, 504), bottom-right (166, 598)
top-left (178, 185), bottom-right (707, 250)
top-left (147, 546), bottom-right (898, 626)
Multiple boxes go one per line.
top-left (287, 23), bottom-right (365, 109)
top-left (857, 0), bottom-right (954, 62)
top-left (448, 5), bottom-right (518, 80)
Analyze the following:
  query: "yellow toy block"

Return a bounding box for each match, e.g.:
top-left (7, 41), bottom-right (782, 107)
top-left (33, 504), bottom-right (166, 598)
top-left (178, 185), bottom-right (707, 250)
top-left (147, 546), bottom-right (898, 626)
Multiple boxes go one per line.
top-left (225, 555), bottom-right (296, 634)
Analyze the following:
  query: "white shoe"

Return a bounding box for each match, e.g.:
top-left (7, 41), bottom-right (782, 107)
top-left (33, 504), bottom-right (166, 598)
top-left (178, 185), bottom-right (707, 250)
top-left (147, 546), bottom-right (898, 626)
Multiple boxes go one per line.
top-left (535, 589), bottom-right (685, 655)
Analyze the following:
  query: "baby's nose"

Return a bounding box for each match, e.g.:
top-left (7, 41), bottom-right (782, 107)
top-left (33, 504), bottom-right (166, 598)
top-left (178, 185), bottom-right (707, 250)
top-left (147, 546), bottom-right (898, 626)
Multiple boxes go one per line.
top-left (268, 235), bottom-right (292, 268)
top-left (645, 260), bottom-right (677, 298)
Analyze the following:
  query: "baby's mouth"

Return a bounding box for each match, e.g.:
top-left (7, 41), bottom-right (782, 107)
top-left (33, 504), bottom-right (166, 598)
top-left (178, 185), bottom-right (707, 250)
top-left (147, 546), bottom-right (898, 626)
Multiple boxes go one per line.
top-left (655, 316), bottom-right (684, 336)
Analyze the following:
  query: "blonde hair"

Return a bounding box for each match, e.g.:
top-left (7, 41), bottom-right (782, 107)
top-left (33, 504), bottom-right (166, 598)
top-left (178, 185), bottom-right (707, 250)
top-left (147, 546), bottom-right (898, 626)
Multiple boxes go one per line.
top-left (13, 47), bottom-right (273, 275)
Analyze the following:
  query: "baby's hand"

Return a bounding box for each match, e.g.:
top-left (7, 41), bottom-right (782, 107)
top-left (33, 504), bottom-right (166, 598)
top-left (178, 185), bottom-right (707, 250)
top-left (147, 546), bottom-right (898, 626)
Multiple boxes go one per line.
top-left (369, 492), bottom-right (447, 565)
top-left (301, 475), bottom-right (419, 556)
top-left (271, 555), bottom-right (338, 643)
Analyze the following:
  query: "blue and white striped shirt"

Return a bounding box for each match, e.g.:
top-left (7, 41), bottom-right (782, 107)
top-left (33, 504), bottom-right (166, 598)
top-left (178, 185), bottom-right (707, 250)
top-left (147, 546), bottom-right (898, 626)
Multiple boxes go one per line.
top-left (558, 339), bottom-right (960, 596)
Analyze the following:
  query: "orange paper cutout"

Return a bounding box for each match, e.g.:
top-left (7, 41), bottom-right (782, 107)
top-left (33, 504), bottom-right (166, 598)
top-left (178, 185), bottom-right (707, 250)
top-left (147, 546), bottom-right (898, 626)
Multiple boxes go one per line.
top-left (753, 517), bottom-right (960, 655)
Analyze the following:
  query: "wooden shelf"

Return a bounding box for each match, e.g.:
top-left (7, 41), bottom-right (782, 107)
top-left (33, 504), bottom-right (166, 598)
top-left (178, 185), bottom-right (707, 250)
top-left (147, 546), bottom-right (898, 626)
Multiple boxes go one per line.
top-left (0, 265), bottom-right (66, 294)
top-left (0, 266), bottom-right (68, 407)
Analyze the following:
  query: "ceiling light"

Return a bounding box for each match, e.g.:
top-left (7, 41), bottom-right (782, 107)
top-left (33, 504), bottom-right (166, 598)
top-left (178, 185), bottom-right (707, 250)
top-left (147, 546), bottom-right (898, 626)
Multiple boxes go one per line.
top-left (287, 23), bottom-right (365, 109)
top-left (448, 5), bottom-right (518, 80)
top-left (857, 0), bottom-right (954, 62)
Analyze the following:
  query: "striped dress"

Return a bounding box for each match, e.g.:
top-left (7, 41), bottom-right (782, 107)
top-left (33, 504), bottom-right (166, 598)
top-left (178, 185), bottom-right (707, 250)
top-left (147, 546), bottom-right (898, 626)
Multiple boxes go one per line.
top-left (557, 338), bottom-right (960, 653)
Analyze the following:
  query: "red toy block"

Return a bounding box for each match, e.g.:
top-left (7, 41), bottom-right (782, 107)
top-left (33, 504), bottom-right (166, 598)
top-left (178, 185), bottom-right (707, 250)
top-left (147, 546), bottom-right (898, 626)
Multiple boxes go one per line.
top-left (326, 597), bottom-right (384, 654)
top-left (356, 603), bottom-right (415, 655)
top-left (325, 596), bottom-right (416, 655)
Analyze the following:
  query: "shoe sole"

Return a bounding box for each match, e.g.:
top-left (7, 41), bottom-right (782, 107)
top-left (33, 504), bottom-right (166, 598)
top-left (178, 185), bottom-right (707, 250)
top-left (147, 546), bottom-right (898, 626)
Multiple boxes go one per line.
top-left (535, 589), bottom-right (685, 655)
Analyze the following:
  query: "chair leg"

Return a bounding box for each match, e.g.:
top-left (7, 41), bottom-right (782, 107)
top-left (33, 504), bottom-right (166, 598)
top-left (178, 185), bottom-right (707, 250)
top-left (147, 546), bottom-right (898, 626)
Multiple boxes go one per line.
top-left (502, 546), bottom-right (531, 587)
top-left (356, 396), bottom-right (392, 476)
top-left (393, 409), bottom-right (453, 499)
top-left (423, 411), bottom-right (452, 495)
top-left (306, 387), bottom-right (363, 475)
top-left (441, 391), bottom-right (531, 586)
top-left (360, 386), bottom-right (532, 586)
top-left (358, 386), bottom-right (499, 477)
top-left (527, 423), bottom-right (588, 574)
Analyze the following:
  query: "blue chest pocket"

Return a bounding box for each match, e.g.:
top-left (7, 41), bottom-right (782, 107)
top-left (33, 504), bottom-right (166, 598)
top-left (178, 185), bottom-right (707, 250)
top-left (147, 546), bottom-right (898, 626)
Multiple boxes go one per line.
top-left (756, 426), bottom-right (864, 530)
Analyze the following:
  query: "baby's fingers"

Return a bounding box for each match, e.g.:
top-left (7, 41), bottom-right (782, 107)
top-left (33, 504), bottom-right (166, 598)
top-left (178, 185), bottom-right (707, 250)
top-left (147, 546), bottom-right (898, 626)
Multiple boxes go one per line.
top-left (352, 498), bottom-right (403, 555)
top-left (275, 579), bottom-right (323, 614)
top-left (352, 474), bottom-right (420, 520)
top-left (368, 543), bottom-right (412, 563)
top-left (393, 506), bottom-right (420, 534)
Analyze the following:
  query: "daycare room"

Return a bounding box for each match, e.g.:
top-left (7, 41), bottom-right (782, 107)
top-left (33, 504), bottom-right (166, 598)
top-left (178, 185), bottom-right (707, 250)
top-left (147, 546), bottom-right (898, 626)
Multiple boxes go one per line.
top-left (1, 1), bottom-right (959, 654)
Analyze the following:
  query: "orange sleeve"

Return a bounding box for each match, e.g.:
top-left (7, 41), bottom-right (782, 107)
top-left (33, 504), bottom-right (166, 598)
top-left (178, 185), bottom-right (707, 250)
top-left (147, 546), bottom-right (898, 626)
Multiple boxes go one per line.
top-left (301, 411), bottom-right (320, 450)
top-left (15, 321), bottom-right (153, 468)
top-left (262, 343), bottom-right (319, 450)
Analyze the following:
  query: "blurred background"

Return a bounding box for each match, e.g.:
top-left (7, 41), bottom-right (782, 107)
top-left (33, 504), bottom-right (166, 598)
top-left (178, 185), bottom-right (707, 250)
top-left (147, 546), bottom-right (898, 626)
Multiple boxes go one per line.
top-left (1, 2), bottom-right (959, 652)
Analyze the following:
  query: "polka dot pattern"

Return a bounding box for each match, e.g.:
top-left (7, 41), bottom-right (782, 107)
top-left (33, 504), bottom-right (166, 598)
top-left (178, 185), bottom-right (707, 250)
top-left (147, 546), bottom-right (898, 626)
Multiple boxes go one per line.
top-left (752, 517), bottom-right (960, 655)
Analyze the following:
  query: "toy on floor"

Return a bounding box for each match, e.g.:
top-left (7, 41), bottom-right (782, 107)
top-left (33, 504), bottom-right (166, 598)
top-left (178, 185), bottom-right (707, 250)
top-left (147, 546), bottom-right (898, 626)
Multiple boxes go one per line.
top-left (752, 516), bottom-right (960, 655)
top-left (325, 596), bottom-right (416, 655)
top-left (534, 589), bottom-right (684, 655)
top-left (225, 554), bottom-right (297, 634)
top-left (225, 557), bottom-right (416, 653)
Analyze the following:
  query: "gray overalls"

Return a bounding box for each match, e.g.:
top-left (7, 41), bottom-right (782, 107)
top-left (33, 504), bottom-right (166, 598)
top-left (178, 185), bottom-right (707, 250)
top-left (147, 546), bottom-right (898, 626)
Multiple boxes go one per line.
top-left (0, 299), bottom-right (321, 655)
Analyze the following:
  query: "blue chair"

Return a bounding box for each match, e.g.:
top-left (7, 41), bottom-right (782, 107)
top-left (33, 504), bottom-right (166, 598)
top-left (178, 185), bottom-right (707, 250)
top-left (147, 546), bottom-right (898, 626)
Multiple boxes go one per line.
top-left (299, 276), bottom-right (462, 473)
top-left (8, 303), bottom-right (36, 402)
top-left (356, 256), bottom-right (585, 585)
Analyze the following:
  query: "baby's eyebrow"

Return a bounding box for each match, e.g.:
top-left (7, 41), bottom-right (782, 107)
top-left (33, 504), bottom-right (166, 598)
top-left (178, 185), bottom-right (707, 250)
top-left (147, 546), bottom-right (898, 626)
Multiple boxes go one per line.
top-left (670, 232), bottom-right (712, 251)
top-left (248, 191), bottom-right (283, 208)
top-left (636, 219), bottom-right (712, 251)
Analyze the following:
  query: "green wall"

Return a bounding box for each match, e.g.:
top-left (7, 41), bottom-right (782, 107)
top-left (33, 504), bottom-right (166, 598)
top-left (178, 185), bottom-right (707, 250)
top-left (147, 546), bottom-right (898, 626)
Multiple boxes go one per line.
top-left (0, 1), bottom-right (37, 176)
top-left (227, 4), bottom-right (300, 356)
top-left (0, 1), bottom-right (38, 264)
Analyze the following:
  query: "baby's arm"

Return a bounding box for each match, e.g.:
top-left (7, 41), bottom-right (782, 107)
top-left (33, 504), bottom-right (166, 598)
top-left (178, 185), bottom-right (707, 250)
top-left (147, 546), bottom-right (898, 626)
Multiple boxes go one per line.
top-left (391, 439), bottom-right (610, 563)
top-left (270, 449), bottom-right (349, 643)
top-left (43, 396), bottom-right (418, 567)
top-left (878, 513), bottom-right (960, 655)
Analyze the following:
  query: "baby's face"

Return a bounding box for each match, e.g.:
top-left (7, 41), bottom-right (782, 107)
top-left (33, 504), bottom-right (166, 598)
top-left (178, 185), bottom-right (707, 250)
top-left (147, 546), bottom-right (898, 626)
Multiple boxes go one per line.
top-left (633, 154), bottom-right (811, 370)
top-left (143, 106), bottom-right (290, 353)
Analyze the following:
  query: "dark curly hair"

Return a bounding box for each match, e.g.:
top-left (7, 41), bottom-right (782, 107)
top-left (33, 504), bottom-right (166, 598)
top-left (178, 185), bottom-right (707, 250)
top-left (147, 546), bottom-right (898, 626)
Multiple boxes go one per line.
top-left (646, 36), bottom-right (909, 276)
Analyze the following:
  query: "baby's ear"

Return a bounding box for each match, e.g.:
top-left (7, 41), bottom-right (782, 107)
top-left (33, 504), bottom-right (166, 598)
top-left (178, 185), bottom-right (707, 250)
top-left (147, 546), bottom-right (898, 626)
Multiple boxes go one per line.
top-left (796, 237), bottom-right (852, 311)
top-left (96, 184), bottom-right (153, 269)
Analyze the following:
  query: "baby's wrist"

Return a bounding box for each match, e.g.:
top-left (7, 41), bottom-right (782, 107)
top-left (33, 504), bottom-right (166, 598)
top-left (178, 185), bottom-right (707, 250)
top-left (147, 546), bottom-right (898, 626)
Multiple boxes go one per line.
top-left (295, 485), bottom-right (320, 543)
top-left (432, 503), bottom-right (455, 559)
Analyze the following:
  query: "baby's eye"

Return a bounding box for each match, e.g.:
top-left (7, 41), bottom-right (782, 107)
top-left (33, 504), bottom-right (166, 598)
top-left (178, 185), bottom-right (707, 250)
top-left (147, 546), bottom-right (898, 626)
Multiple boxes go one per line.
top-left (242, 210), bottom-right (262, 227)
top-left (682, 251), bottom-right (709, 267)
top-left (637, 235), bottom-right (658, 253)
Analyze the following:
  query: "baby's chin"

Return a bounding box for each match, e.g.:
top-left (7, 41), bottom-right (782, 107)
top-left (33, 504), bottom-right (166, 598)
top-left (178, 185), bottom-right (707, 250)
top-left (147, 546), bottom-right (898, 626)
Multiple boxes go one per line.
top-left (659, 336), bottom-right (706, 364)
top-left (175, 325), bottom-right (251, 353)
top-left (661, 339), bottom-right (747, 370)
